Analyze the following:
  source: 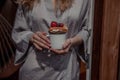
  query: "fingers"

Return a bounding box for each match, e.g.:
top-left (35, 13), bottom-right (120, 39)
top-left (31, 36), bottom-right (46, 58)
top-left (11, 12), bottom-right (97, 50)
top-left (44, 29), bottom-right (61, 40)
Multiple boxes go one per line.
top-left (63, 44), bottom-right (71, 53)
top-left (33, 43), bottom-right (42, 51)
top-left (33, 39), bottom-right (50, 49)
top-left (50, 46), bottom-right (70, 54)
top-left (63, 39), bottom-right (72, 49)
top-left (50, 38), bottom-right (72, 54)
top-left (33, 33), bottom-right (51, 47)
top-left (50, 41), bottom-right (72, 55)
top-left (37, 32), bottom-right (50, 44)
top-left (50, 48), bottom-right (66, 54)
top-left (31, 32), bottom-right (51, 50)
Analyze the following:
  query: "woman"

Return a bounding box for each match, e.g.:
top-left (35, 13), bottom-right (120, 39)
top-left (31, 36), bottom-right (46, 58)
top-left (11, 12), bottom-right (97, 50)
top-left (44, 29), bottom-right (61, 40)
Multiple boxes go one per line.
top-left (12, 0), bottom-right (91, 80)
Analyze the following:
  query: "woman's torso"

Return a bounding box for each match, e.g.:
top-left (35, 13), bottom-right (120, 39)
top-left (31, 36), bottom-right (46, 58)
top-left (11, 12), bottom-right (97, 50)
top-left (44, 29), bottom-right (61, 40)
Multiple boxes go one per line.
top-left (19, 0), bottom-right (87, 80)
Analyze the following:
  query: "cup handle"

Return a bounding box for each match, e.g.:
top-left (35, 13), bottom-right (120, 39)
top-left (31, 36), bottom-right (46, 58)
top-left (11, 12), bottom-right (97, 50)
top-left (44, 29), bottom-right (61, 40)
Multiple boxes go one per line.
top-left (46, 35), bottom-right (51, 40)
top-left (46, 34), bottom-right (51, 38)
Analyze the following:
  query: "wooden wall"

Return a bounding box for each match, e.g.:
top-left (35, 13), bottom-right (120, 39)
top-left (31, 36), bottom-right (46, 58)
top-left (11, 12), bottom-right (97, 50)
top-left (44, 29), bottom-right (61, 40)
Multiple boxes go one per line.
top-left (118, 39), bottom-right (120, 80)
top-left (99, 0), bottom-right (120, 79)
top-left (92, 0), bottom-right (120, 80)
top-left (91, 0), bottom-right (104, 79)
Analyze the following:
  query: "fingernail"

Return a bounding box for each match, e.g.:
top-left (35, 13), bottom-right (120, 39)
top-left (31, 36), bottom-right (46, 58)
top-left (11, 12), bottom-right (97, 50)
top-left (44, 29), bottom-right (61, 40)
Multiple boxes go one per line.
top-left (48, 41), bottom-right (51, 44)
top-left (42, 32), bottom-right (46, 34)
top-left (49, 46), bottom-right (51, 48)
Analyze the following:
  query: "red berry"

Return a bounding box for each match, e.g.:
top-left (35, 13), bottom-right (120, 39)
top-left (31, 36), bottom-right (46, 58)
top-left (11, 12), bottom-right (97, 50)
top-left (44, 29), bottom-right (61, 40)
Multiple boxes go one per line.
top-left (51, 21), bottom-right (57, 27)
top-left (58, 23), bottom-right (64, 27)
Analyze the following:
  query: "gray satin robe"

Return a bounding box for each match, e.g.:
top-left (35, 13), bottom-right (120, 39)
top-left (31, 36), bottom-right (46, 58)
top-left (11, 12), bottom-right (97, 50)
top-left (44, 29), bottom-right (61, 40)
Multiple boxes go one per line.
top-left (12, 0), bottom-right (91, 80)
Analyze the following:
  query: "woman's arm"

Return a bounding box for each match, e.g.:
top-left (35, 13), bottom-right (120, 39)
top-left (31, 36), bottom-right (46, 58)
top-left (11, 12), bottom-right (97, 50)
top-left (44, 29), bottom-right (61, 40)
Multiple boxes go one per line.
top-left (12, 5), bottom-right (51, 64)
top-left (12, 5), bottom-right (34, 65)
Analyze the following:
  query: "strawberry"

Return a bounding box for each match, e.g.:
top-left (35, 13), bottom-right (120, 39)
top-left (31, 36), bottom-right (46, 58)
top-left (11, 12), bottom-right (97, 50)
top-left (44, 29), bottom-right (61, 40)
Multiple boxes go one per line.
top-left (51, 21), bottom-right (57, 27)
top-left (58, 23), bottom-right (64, 27)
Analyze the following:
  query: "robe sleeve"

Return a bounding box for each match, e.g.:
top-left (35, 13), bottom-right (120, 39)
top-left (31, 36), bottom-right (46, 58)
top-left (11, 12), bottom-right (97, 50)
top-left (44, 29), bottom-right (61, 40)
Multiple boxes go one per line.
top-left (76, 0), bottom-right (91, 63)
top-left (12, 5), bottom-right (34, 65)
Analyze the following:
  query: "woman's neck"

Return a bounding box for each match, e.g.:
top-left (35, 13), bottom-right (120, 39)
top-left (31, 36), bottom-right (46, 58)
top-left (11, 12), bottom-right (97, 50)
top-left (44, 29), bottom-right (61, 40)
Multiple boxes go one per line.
top-left (52, 0), bottom-right (56, 11)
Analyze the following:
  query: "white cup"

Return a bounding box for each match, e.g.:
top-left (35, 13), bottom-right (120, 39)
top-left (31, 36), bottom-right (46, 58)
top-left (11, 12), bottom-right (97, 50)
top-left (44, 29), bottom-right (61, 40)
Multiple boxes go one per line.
top-left (49, 34), bottom-right (66, 49)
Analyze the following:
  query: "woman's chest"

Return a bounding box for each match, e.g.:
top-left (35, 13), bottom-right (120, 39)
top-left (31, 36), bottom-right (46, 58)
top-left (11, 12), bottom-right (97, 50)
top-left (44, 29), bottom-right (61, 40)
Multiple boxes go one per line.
top-left (32, 0), bottom-right (84, 22)
top-left (29, 0), bottom-right (84, 32)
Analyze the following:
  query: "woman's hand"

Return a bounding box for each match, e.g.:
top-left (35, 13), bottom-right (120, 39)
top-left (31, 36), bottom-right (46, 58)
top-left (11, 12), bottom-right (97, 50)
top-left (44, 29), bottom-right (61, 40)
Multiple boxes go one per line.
top-left (50, 38), bottom-right (72, 54)
top-left (30, 32), bottom-right (51, 51)
top-left (50, 35), bottom-right (83, 55)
